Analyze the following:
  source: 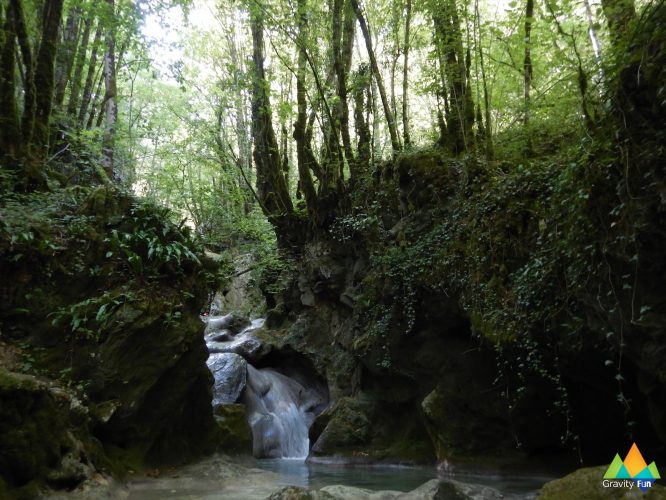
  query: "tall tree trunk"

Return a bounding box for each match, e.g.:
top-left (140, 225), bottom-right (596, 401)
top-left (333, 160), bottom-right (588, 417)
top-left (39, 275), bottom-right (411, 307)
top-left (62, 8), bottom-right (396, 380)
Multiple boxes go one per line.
top-left (250, 3), bottom-right (293, 218)
top-left (67, 15), bottom-right (92, 117)
top-left (353, 64), bottom-right (371, 170)
top-left (32, 0), bottom-right (65, 160)
top-left (402, 0), bottom-right (412, 147)
top-left (523, 0), bottom-right (534, 127)
top-left (54, 6), bottom-right (81, 108)
top-left (11, 0), bottom-right (35, 149)
top-left (583, 0), bottom-right (602, 63)
top-left (101, 0), bottom-right (117, 180)
top-left (332, 0), bottom-right (354, 169)
top-left (0, 3), bottom-right (20, 162)
top-left (350, 0), bottom-right (401, 153)
top-left (294, 0), bottom-right (319, 218)
top-left (431, 0), bottom-right (474, 154)
top-left (227, 28), bottom-right (253, 213)
top-left (78, 22), bottom-right (102, 127)
top-left (87, 67), bottom-right (103, 129)
top-left (600, 0), bottom-right (636, 48)
top-left (474, 0), bottom-right (493, 157)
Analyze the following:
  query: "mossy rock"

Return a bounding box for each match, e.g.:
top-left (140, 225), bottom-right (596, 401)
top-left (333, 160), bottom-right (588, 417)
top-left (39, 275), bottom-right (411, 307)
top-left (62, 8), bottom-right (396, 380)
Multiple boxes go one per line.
top-left (539, 466), bottom-right (666, 499)
top-left (0, 370), bottom-right (95, 492)
top-left (0, 185), bottom-right (221, 489)
top-left (214, 404), bottom-right (252, 454)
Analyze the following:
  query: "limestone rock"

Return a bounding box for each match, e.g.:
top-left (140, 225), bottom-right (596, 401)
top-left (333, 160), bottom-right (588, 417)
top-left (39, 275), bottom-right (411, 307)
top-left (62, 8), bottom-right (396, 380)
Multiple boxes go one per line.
top-left (0, 370), bottom-right (94, 491)
top-left (208, 352), bottom-right (247, 406)
top-left (268, 485), bottom-right (336, 499)
top-left (214, 404), bottom-right (252, 454)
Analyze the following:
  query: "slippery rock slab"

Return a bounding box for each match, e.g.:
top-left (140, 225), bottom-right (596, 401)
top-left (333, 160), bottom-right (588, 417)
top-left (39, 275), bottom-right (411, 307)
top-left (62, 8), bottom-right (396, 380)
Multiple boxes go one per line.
top-left (208, 353), bottom-right (247, 406)
top-left (271, 479), bottom-right (504, 500)
top-left (400, 479), bottom-right (503, 499)
top-left (204, 314), bottom-right (235, 336)
top-left (204, 313), bottom-right (251, 337)
top-left (207, 330), bottom-right (269, 362)
top-left (268, 486), bottom-right (336, 499)
top-left (320, 485), bottom-right (401, 499)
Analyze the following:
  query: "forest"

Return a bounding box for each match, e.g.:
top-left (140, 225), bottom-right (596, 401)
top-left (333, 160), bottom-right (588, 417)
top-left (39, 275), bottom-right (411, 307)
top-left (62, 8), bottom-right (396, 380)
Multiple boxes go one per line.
top-left (0, 0), bottom-right (665, 497)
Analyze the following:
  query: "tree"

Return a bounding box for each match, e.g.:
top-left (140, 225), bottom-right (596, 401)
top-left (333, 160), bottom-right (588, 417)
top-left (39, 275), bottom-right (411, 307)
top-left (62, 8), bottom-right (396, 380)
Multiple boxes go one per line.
top-left (249, 2), bottom-right (293, 220)
top-left (351, 0), bottom-right (401, 153)
top-left (523, 0), bottom-right (534, 128)
top-left (101, 0), bottom-right (117, 180)
top-left (402, 0), bottom-right (412, 148)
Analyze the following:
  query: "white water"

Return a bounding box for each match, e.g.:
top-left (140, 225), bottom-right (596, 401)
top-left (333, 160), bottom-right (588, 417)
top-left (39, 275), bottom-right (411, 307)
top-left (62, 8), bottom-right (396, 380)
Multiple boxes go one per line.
top-left (205, 315), bottom-right (318, 459)
top-left (243, 365), bottom-right (312, 459)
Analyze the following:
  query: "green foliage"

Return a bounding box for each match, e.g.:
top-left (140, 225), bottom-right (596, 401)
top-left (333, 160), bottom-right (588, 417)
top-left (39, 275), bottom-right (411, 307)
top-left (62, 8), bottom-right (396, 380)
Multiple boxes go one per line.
top-left (49, 291), bottom-right (135, 340)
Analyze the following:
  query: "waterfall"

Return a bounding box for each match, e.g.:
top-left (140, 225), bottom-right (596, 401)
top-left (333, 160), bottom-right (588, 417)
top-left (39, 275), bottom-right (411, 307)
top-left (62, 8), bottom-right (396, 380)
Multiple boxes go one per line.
top-left (205, 314), bottom-right (324, 459)
top-left (242, 365), bottom-right (312, 459)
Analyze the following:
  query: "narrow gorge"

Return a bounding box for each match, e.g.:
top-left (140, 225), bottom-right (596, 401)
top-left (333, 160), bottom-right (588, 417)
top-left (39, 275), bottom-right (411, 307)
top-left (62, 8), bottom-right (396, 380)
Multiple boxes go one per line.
top-left (1, 0), bottom-right (666, 497)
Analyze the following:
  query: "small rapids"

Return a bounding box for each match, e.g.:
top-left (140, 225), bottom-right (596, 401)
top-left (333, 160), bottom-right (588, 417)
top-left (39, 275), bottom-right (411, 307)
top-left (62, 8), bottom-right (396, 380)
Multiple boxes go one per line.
top-left (205, 314), bottom-right (322, 459)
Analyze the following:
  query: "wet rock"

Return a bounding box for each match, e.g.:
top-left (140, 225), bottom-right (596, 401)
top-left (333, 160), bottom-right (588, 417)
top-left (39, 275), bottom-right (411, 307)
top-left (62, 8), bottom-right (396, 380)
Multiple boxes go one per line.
top-left (405, 478), bottom-right (503, 499)
top-left (319, 484), bottom-right (400, 499)
top-left (311, 396), bottom-right (372, 455)
top-left (214, 404), bottom-right (252, 454)
top-left (269, 479), bottom-right (504, 500)
top-left (268, 485), bottom-right (336, 499)
top-left (208, 353), bottom-right (247, 406)
top-left (242, 365), bottom-right (320, 458)
top-left (207, 322), bottom-right (270, 363)
top-left (208, 330), bottom-right (234, 342)
top-left (205, 313), bottom-right (251, 336)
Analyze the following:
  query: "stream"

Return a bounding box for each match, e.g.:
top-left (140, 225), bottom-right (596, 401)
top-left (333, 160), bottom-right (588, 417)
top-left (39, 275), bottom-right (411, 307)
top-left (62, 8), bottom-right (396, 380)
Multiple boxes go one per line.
top-left (118, 455), bottom-right (553, 499)
top-left (190, 312), bottom-right (555, 498)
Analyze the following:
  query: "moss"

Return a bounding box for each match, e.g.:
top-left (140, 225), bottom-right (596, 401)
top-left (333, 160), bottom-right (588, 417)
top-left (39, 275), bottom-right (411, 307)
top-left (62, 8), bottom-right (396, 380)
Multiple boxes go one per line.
top-left (540, 466), bottom-right (666, 499)
top-left (0, 185), bottom-right (220, 489)
top-left (0, 370), bottom-right (70, 488)
top-left (214, 404), bottom-right (252, 454)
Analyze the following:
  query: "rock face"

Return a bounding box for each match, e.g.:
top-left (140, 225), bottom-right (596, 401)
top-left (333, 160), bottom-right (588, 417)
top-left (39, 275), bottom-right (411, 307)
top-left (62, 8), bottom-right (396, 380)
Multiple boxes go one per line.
top-left (204, 309), bottom-right (329, 459)
top-left (214, 403), bottom-right (253, 454)
top-left (0, 186), bottom-right (220, 494)
top-left (0, 370), bottom-right (97, 492)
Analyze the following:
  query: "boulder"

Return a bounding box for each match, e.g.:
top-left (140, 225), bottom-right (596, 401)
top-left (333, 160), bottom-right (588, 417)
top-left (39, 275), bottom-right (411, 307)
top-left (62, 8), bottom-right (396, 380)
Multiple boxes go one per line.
top-left (0, 370), bottom-right (97, 492)
top-left (268, 486), bottom-right (336, 499)
top-left (208, 353), bottom-right (247, 406)
top-left (214, 404), bottom-right (252, 454)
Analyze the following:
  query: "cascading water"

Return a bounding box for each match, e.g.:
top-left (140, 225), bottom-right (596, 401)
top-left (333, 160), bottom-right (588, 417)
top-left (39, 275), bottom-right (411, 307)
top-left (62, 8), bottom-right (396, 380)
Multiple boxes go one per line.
top-left (242, 365), bottom-right (312, 458)
top-left (204, 313), bottom-right (325, 459)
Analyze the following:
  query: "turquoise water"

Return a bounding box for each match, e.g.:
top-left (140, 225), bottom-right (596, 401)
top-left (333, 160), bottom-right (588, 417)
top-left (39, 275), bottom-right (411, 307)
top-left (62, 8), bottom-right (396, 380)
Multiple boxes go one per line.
top-left (257, 459), bottom-right (438, 491)
top-left (114, 455), bottom-right (556, 499)
top-left (256, 459), bottom-right (553, 497)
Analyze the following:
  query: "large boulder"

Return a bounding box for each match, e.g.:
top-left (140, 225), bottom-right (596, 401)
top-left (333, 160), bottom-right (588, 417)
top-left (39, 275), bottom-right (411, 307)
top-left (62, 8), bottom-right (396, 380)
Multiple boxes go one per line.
top-left (0, 187), bottom-right (221, 493)
top-left (208, 353), bottom-right (247, 406)
top-left (0, 370), bottom-right (99, 494)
